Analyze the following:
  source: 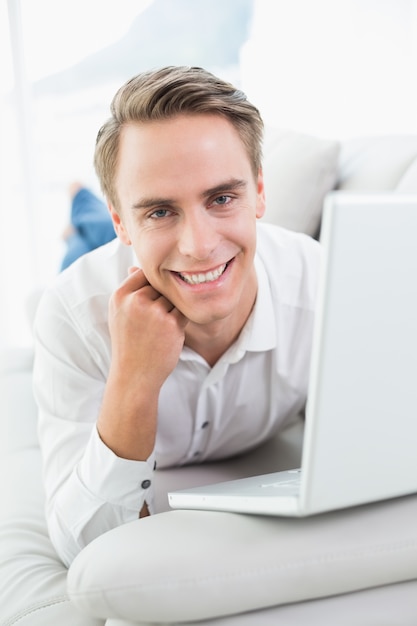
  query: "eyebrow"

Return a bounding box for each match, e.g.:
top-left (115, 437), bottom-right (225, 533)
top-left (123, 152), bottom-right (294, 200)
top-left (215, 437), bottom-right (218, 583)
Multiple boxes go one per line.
top-left (202, 178), bottom-right (247, 199)
top-left (132, 197), bottom-right (175, 211)
top-left (131, 178), bottom-right (247, 211)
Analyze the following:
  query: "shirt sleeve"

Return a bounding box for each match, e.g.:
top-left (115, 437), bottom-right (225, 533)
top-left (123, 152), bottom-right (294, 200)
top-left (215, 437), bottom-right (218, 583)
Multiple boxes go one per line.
top-left (33, 285), bottom-right (155, 567)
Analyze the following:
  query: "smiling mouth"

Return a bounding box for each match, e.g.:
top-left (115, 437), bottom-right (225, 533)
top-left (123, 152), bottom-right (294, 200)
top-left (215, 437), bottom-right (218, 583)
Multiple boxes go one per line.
top-left (176, 261), bottom-right (231, 285)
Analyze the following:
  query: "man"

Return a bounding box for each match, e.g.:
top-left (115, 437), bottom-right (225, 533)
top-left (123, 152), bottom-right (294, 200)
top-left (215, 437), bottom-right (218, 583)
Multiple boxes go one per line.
top-left (33, 66), bottom-right (320, 566)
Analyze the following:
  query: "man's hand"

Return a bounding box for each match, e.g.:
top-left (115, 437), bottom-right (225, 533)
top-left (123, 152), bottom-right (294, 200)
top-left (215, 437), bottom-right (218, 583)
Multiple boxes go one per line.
top-left (109, 267), bottom-right (188, 390)
top-left (97, 268), bottom-right (188, 461)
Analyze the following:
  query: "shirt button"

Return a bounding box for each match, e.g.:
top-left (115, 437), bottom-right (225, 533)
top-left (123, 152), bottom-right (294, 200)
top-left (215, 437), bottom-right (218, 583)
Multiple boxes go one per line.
top-left (141, 479), bottom-right (151, 489)
top-left (201, 421), bottom-right (210, 429)
top-left (193, 451), bottom-right (201, 457)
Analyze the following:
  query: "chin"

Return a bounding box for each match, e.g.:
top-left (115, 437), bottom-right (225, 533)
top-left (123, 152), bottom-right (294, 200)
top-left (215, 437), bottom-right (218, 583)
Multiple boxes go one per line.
top-left (185, 304), bottom-right (235, 326)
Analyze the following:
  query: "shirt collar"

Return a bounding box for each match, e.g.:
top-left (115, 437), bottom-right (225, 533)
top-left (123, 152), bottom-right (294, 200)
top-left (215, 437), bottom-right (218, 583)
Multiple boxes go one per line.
top-left (234, 253), bottom-right (277, 354)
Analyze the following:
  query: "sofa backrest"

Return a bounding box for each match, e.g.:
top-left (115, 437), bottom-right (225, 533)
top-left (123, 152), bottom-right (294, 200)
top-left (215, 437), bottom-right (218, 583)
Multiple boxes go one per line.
top-left (261, 129), bottom-right (417, 238)
top-left (337, 135), bottom-right (417, 192)
top-left (262, 127), bottom-right (340, 237)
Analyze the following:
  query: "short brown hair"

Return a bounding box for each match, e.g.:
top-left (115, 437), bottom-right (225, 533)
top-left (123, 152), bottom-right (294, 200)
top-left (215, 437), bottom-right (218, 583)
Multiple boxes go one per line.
top-left (94, 66), bottom-right (264, 210)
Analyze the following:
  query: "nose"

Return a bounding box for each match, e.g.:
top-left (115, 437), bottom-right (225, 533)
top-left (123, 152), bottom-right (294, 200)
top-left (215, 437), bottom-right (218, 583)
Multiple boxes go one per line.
top-left (177, 210), bottom-right (219, 260)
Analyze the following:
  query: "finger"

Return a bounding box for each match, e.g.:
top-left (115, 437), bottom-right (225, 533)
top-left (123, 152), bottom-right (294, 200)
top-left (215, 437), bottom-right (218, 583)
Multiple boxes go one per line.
top-left (170, 306), bottom-right (189, 329)
top-left (144, 291), bottom-right (180, 315)
top-left (153, 297), bottom-right (189, 329)
top-left (118, 267), bottom-right (149, 293)
top-left (139, 284), bottom-right (165, 302)
top-left (158, 294), bottom-right (174, 313)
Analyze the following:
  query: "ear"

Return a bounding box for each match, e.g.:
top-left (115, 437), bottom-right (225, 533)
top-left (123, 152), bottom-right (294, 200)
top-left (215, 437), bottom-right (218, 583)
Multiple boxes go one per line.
top-left (109, 203), bottom-right (131, 246)
top-left (255, 167), bottom-right (266, 219)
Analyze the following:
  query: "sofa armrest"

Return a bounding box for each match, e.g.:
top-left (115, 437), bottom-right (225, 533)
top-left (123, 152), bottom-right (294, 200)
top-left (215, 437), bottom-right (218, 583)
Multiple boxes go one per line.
top-left (0, 347), bottom-right (38, 456)
top-left (68, 492), bottom-right (417, 624)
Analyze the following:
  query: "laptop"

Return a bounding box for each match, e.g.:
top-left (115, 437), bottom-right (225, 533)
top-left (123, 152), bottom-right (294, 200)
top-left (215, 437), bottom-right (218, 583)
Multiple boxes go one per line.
top-left (168, 192), bottom-right (417, 517)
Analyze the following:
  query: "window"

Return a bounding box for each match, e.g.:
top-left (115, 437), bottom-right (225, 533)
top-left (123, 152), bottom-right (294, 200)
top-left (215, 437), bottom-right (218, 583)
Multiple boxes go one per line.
top-left (1, 0), bottom-right (254, 346)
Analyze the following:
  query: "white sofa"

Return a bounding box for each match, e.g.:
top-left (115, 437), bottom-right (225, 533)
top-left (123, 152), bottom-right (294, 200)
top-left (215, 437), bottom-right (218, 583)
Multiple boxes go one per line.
top-left (2, 130), bottom-right (417, 626)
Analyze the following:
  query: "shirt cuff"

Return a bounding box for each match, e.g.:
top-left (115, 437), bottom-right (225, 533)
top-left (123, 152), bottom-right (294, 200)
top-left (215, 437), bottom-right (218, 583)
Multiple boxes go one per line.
top-left (77, 425), bottom-right (156, 511)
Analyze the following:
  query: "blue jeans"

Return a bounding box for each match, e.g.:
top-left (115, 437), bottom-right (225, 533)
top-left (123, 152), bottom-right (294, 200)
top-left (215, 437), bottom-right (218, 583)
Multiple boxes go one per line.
top-left (61, 188), bottom-right (116, 271)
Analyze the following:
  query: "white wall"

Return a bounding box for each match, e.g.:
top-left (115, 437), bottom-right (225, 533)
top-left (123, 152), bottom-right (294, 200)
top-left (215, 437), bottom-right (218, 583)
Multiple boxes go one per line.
top-left (241, 0), bottom-right (417, 139)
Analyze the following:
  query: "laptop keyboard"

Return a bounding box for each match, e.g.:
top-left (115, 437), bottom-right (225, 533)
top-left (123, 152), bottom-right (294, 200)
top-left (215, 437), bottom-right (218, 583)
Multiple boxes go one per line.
top-left (260, 469), bottom-right (301, 490)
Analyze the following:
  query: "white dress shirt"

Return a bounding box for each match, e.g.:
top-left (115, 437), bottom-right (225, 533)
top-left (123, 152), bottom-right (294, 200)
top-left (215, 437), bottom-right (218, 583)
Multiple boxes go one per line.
top-left (33, 222), bottom-right (321, 566)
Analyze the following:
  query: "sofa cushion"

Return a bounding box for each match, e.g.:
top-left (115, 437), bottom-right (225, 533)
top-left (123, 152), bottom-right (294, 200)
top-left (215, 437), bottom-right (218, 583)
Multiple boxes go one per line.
top-left (67, 494), bottom-right (417, 623)
top-left (103, 581), bottom-right (417, 626)
top-left (397, 157), bottom-right (417, 192)
top-left (0, 348), bottom-right (38, 456)
top-left (261, 128), bottom-right (340, 236)
top-left (337, 135), bottom-right (417, 191)
top-left (0, 449), bottom-right (103, 626)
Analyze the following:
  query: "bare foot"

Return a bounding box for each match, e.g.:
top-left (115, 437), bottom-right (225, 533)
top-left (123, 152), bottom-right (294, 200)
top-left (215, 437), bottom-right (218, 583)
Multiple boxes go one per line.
top-left (61, 224), bottom-right (76, 240)
top-left (68, 181), bottom-right (84, 199)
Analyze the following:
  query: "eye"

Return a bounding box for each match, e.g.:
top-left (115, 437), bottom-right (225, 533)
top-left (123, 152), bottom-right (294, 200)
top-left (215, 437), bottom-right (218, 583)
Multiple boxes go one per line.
top-left (150, 208), bottom-right (171, 219)
top-left (213, 195), bottom-right (231, 206)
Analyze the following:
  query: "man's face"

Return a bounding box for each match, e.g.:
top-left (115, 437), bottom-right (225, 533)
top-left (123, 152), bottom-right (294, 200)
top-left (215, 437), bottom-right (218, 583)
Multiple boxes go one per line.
top-left (110, 113), bottom-right (265, 329)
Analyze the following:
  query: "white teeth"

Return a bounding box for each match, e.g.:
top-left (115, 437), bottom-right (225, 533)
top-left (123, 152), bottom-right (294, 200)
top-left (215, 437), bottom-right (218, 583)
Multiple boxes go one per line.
top-left (179, 263), bottom-right (227, 285)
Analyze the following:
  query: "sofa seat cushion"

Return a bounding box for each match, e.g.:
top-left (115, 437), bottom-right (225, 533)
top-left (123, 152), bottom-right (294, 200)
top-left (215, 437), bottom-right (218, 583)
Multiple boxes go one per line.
top-left (68, 493), bottom-right (417, 623)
